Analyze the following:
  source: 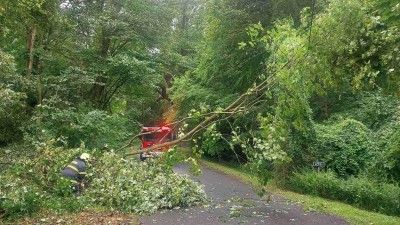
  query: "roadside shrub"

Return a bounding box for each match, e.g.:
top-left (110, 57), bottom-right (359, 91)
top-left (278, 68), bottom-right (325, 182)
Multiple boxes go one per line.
top-left (288, 171), bottom-right (342, 199)
top-left (86, 150), bottom-right (206, 214)
top-left (312, 119), bottom-right (372, 178)
top-left (370, 108), bottom-right (400, 183)
top-left (289, 171), bottom-right (400, 216)
top-left (386, 133), bottom-right (400, 182)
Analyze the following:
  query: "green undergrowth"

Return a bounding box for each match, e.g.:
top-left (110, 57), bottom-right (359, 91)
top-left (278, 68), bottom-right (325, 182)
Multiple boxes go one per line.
top-left (200, 159), bottom-right (400, 225)
top-left (289, 171), bottom-right (400, 216)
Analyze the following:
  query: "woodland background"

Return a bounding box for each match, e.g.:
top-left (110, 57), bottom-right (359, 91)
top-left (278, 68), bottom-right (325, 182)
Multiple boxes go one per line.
top-left (0, 0), bottom-right (399, 220)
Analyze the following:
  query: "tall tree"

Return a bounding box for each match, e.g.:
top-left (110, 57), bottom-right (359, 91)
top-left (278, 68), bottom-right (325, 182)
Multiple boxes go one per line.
top-left (170, 0), bottom-right (311, 161)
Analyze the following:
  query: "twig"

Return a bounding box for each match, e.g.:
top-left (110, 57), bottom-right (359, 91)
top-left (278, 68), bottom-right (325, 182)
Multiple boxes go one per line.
top-left (222, 119), bottom-right (243, 165)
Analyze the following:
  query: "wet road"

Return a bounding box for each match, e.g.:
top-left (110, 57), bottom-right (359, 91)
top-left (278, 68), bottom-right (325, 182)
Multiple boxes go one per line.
top-left (139, 163), bottom-right (348, 225)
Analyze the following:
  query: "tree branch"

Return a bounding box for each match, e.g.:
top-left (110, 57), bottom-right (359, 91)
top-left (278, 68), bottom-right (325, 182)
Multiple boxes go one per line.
top-left (122, 78), bottom-right (277, 157)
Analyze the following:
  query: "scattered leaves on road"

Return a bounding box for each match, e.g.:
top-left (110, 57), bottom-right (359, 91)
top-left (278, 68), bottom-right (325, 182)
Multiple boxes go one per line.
top-left (15, 210), bottom-right (139, 225)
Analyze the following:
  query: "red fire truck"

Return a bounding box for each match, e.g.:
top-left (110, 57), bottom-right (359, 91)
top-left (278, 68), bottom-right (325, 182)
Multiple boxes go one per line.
top-left (139, 126), bottom-right (175, 161)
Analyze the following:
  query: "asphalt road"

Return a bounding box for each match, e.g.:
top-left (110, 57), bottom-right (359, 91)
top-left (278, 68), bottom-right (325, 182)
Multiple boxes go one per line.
top-left (139, 163), bottom-right (348, 225)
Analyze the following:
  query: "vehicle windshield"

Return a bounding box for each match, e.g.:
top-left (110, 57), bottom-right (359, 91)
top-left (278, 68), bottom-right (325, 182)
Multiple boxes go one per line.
top-left (143, 132), bottom-right (173, 142)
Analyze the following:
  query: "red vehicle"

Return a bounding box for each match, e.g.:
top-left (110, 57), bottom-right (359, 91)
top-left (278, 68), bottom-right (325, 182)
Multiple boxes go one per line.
top-left (139, 126), bottom-right (175, 161)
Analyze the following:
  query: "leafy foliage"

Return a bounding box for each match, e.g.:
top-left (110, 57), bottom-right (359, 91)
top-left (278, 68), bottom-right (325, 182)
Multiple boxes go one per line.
top-left (316, 92), bottom-right (400, 182)
top-left (0, 142), bottom-right (87, 218)
top-left (26, 106), bottom-right (130, 149)
top-left (86, 151), bottom-right (206, 214)
top-left (386, 131), bottom-right (400, 181)
top-left (234, 0), bottom-right (400, 179)
top-left (200, 124), bottom-right (232, 158)
top-left (312, 119), bottom-right (372, 178)
top-left (0, 89), bottom-right (28, 145)
top-left (328, 92), bottom-right (400, 130)
top-left (1, 1), bottom-right (208, 219)
top-left (0, 50), bottom-right (31, 146)
top-left (369, 106), bottom-right (400, 183)
top-left (289, 171), bottom-right (400, 216)
top-left (0, 143), bottom-right (206, 219)
top-left (172, 1), bottom-right (400, 193)
top-left (172, 0), bottom-right (314, 166)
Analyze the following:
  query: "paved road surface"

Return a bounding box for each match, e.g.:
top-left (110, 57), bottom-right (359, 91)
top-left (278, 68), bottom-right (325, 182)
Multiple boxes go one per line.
top-left (139, 163), bottom-right (348, 225)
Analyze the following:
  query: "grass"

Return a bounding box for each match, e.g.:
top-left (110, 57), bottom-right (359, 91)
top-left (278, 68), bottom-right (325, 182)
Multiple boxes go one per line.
top-left (200, 159), bottom-right (400, 225)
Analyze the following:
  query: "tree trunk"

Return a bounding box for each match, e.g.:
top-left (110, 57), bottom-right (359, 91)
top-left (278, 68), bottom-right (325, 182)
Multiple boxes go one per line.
top-left (26, 27), bottom-right (37, 76)
top-left (92, 0), bottom-right (110, 108)
top-left (37, 34), bottom-right (43, 105)
top-left (323, 96), bottom-right (329, 119)
top-left (180, 0), bottom-right (189, 56)
top-left (181, 0), bottom-right (189, 31)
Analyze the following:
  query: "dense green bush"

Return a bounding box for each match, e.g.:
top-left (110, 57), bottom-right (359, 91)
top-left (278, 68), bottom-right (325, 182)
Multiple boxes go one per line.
top-left (370, 108), bottom-right (400, 183)
top-left (0, 89), bottom-right (28, 145)
top-left (312, 119), bottom-right (372, 178)
top-left (386, 128), bottom-right (400, 180)
top-left (289, 171), bottom-right (400, 216)
top-left (323, 95), bottom-right (400, 183)
top-left (0, 50), bottom-right (31, 146)
top-left (25, 105), bottom-right (130, 149)
top-left (329, 92), bottom-right (400, 130)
